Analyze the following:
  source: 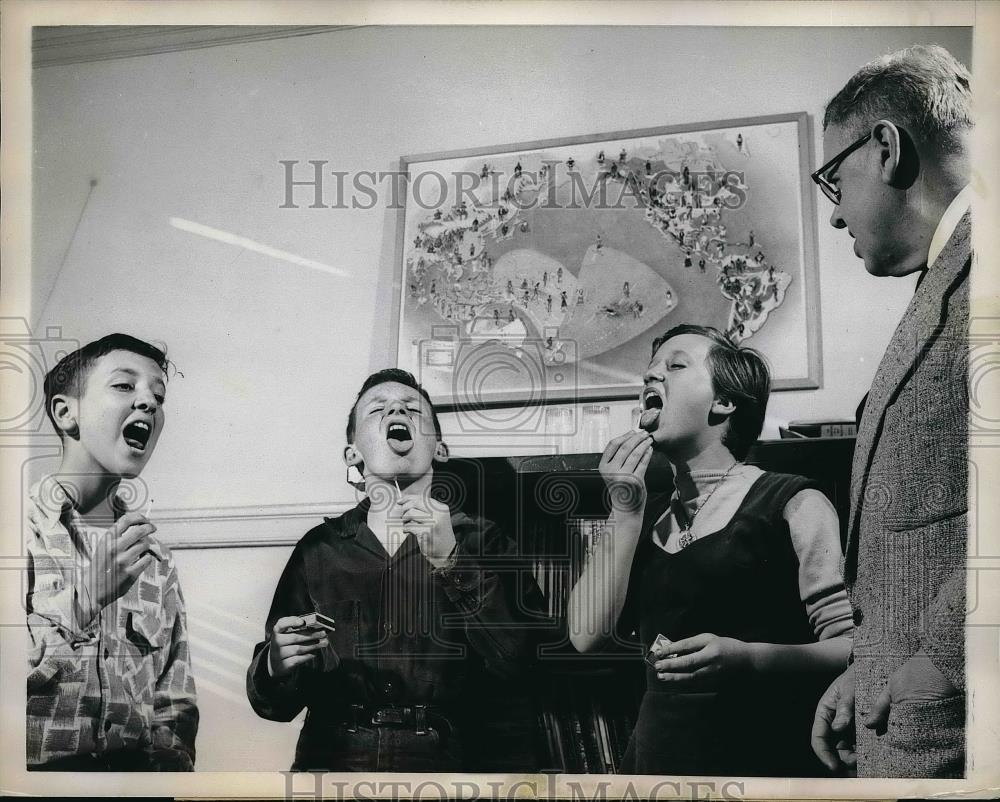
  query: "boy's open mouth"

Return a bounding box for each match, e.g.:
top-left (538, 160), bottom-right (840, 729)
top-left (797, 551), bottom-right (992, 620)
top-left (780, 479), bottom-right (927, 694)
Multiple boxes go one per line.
top-left (122, 420), bottom-right (152, 452)
top-left (639, 388), bottom-right (663, 431)
top-left (385, 420), bottom-right (414, 455)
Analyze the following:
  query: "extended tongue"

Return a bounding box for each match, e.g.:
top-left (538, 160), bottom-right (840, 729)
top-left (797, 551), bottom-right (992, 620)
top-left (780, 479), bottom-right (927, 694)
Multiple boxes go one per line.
top-left (639, 408), bottom-right (661, 431)
top-left (123, 424), bottom-right (150, 450)
top-left (387, 437), bottom-right (414, 455)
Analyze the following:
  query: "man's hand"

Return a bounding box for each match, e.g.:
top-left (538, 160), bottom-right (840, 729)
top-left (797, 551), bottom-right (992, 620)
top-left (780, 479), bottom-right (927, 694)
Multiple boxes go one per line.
top-left (811, 663), bottom-right (857, 775)
top-left (268, 616), bottom-right (332, 678)
top-left (650, 633), bottom-right (752, 687)
top-left (80, 512), bottom-right (159, 622)
top-left (863, 650), bottom-right (959, 735)
top-left (599, 431), bottom-right (653, 516)
top-left (392, 496), bottom-right (457, 568)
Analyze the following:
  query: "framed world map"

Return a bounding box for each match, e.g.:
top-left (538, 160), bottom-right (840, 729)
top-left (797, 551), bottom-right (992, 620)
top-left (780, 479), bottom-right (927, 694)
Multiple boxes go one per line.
top-left (391, 113), bottom-right (821, 410)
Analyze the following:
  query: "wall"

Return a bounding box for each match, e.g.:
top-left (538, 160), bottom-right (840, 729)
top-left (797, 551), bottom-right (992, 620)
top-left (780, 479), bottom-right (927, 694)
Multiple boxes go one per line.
top-left (28, 25), bottom-right (972, 770)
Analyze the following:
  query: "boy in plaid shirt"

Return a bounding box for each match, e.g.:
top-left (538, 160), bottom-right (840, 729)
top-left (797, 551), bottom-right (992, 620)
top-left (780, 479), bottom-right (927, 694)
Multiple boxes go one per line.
top-left (25, 334), bottom-right (198, 770)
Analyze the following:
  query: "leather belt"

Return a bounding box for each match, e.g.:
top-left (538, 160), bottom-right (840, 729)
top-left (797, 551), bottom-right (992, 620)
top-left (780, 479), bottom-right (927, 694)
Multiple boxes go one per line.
top-left (344, 703), bottom-right (449, 737)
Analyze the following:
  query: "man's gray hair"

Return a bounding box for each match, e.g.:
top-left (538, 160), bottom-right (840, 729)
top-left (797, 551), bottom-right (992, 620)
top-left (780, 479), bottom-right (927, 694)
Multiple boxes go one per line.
top-left (823, 44), bottom-right (972, 154)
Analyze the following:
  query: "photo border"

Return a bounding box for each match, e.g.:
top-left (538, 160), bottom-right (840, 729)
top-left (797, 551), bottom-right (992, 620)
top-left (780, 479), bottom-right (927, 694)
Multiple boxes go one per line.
top-left (2, 2), bottom-right (997, 800)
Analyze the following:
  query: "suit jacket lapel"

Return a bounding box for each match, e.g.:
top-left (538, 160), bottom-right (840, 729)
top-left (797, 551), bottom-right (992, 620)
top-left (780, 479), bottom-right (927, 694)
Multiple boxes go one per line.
top-left (845, 212), bottom-right (971, 573)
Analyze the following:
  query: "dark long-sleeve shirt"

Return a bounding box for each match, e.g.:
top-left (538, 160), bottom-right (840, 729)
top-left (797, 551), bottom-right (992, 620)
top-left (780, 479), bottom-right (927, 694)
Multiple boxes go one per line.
top-left (246, 499), bottom-right (544, 728)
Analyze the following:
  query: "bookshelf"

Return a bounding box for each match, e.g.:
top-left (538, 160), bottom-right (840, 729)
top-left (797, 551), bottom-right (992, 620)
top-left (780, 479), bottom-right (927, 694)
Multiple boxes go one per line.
top-left (436, 436), bottom-right (856, 773)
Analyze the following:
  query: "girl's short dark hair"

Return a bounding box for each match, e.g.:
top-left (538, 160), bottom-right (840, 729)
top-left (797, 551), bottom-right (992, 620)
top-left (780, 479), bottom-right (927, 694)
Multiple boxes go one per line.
top-left (651, 324), bottom-right (770, 460)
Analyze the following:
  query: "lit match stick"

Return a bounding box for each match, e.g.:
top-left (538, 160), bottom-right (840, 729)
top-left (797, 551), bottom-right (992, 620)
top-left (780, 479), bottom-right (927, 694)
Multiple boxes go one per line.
top-left (141, 499), bottom-right (165, 561)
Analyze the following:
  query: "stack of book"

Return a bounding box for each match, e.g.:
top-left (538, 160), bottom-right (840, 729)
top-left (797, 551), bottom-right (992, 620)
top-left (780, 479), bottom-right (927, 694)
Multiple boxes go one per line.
top-left (779, 419), bottom-right (857, 439)
top-left (530, 518), bottom-right (604, 620)
top-left (537, 675), bottom-right (638, 773)
top-left (533, 517), bottom-right (641, 773)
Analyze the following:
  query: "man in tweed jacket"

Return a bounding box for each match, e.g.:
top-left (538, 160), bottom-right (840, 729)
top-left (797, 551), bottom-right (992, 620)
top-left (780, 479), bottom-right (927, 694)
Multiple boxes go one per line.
top-left (810, 45), bottom-right (971, 778)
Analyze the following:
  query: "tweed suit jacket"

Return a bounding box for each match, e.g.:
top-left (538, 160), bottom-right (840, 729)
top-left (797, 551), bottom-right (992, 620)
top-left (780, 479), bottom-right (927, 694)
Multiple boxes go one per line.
top-left (845, 211), bottom-right (970, 778)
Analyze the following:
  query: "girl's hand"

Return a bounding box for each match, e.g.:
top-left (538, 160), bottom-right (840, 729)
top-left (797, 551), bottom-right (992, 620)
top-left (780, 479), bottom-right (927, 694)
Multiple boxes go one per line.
top-left (598, 431), bottom-right (654, 516)
top-left (650, 633), bottom-right (753, 687)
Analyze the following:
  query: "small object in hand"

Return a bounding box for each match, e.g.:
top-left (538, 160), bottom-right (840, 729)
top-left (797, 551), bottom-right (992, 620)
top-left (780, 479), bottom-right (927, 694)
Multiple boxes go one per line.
top-left (137, 499), bottom-right (164, 562)
top-left (631, 406), bottom-right (642, 431)
top-left (142, 541), bottom-right (166, 562)
top-left (645, 633), bottom-right (673, 666)
top-left (289, 612), bottom-right (337, 633)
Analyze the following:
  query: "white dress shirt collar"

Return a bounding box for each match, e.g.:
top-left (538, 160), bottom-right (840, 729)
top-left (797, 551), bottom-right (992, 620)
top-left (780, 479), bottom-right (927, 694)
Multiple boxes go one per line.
top-left (927, 184), bottom-right (971, 268)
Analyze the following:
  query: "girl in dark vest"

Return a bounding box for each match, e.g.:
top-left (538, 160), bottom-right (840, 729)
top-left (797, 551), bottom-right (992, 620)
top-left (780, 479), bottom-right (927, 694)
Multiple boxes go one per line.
top-left (568, 324), bottom-right (853, 776)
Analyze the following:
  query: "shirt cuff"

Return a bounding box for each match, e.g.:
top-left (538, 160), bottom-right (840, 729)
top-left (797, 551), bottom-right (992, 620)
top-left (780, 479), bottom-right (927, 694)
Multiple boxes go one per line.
top-left (258, 643), bottom-right (301, 692)
top-left (431, 544), bottom-right (483, 600)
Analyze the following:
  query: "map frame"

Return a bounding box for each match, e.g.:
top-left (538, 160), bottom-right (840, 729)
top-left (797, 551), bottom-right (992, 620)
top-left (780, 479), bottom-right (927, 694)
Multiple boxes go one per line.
top-left (391, 113), bottom-right (822, 411)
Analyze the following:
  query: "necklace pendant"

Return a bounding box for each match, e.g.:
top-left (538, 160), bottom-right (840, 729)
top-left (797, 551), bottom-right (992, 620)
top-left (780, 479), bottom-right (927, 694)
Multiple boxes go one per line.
top-left (678, 526), bottom-right (694, 550)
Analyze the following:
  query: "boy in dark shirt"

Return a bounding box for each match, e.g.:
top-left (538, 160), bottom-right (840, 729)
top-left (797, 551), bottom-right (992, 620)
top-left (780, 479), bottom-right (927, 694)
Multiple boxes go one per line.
top-left (247, 369), bottom-right (542, 771)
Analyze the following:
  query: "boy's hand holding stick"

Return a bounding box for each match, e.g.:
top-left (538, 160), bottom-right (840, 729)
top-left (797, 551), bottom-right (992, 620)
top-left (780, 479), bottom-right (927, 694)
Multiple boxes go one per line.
top-left (391, 481), bottom-right (457, 568)
top-left (79, 511), bottom-right (159, 623)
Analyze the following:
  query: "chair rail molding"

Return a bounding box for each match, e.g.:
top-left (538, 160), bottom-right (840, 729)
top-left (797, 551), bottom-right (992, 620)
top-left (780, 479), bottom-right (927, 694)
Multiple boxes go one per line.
top-left (154, 500), bottom-right (356, 550)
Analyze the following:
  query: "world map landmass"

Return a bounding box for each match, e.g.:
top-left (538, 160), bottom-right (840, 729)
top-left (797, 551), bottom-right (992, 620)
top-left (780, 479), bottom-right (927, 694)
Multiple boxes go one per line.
top-left (403, 132), bottom-right (791, 383)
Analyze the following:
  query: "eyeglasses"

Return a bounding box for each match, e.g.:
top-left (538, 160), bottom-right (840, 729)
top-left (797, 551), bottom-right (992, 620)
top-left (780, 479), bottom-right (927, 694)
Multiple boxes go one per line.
top-left (811, 132), bottom-right (872, 204)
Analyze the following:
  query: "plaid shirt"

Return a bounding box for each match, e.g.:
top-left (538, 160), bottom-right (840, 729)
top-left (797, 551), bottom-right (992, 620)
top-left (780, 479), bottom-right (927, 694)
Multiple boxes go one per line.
top-left (25, 483), bottom-right (198, 770)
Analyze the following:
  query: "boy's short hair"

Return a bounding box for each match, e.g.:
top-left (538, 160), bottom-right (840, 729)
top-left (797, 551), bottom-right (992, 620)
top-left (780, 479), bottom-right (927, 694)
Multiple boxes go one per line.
top-left (43, 334), bottom-right (169, 438)
top-left (650, 324), bottom-right (770, 460)
top-left (345, 368), bottom-right (442, 444)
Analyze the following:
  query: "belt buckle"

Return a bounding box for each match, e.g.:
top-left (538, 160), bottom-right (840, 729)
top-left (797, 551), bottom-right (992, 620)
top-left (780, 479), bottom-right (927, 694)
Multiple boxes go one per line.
top-left (372, 707), bottom-right (405, 726)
